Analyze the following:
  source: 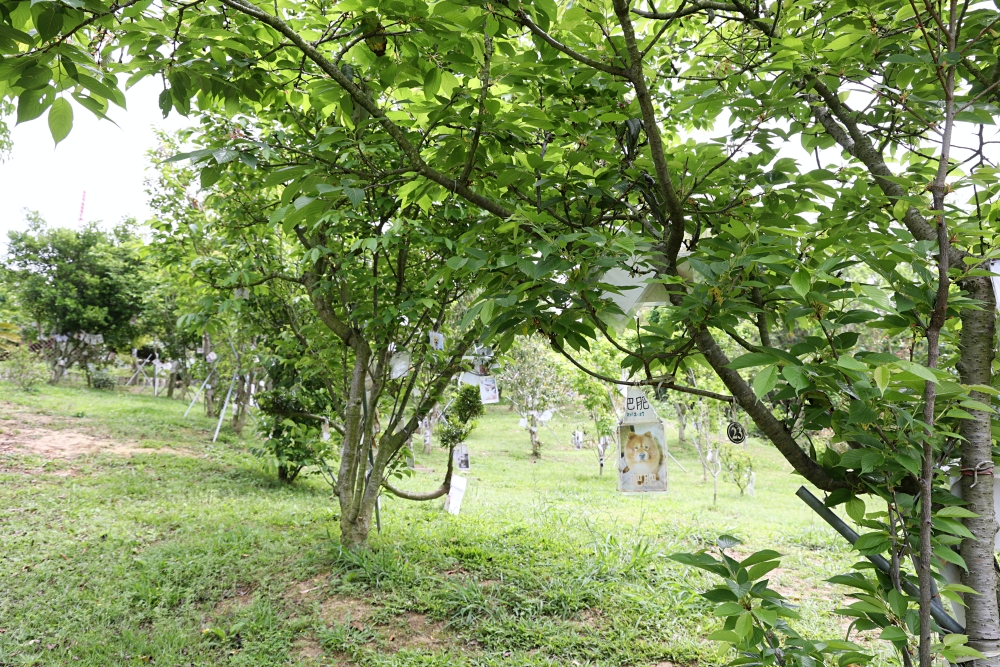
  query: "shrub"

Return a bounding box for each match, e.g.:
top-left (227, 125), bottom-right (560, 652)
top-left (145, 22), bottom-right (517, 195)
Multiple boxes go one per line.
top-left (2, 345), bottom-right (47, 391)
top-left (91, 370), bottom-right (117, 390)
top-left (436, 384), bottom-right (484, 450)
top-left (719, 443), bottom-right (754, 494)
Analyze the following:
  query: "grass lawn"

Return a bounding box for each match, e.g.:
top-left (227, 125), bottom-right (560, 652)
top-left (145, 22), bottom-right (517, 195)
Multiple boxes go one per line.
top-left (0, 383), bottom-right (881, 666)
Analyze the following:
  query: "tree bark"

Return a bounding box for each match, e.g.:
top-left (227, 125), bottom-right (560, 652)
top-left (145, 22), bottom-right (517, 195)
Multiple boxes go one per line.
top-left (676, 402), bottom-right (687, 443)
top-left (956, 277), bottom-right (1000, 665)
top-left (530, 413), bottom-right (540, 457)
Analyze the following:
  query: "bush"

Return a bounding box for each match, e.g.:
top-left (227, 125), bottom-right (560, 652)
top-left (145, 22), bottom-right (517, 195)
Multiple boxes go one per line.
top-left (436, 384), bottom-right (484, 449)
top-left (2, 345), bottom-right (47, 391)
top-left (255, 386), bottom-right (335, 483)
top-left (719, 444), bottom-right (754, 494)
top-left (91, 370), bottom-right (117, 390)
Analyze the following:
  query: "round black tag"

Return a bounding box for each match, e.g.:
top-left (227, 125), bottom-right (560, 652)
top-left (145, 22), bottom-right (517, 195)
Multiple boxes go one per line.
top-left (727, 421), bottom-right (747, 444)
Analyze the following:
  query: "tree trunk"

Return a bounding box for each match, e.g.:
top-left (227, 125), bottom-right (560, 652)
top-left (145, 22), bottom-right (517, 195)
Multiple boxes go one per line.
top-left (675, 402), bottom-right (686, 443)
top-left (422, 418), bottom-right (432, 454)
top-left (167, 371), bottom-right (177, 398)
top-left (231, 376), bottom-right (248, 436)
top-left (530, 413), bottom-right (540, 457)
top-left (956, 278), bottom-right (1000, 666)
top-left (205, 382), bottom-right (216, 417)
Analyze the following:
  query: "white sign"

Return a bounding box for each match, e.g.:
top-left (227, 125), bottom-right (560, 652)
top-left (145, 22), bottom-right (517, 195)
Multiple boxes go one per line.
top-left (618, 422), bottom-right (668, 493)
top-left (479, 376), bottom-right (499, 404)
top-left (454, 443), bottom-right (470, 471)
top-left (390, 351), bottom-right (411, 379)
top-left (621, 386), bottom-right (657, 424)
top-left (459, 371), bottom-right (481, 386)
top-left (206, 351), bottom-right (218, 363)
top-left (990, 260), bottom-right (1000, 313)
top-left (429, 331), bottom-right (445, 350)
top-left (617, 386), bottom-right (667, 493)
top-left (444, 475), bottom-right (467, 515)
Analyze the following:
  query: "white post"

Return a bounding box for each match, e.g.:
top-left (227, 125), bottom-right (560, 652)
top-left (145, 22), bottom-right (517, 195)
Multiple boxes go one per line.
top-left (212, 371), bottom-right (238, 442)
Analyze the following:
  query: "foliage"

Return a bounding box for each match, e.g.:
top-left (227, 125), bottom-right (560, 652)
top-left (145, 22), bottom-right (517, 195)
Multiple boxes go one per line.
top-left (719, 444), bottom-right (753, 495)
top-left (2, 215), bottom-right (146, 381)
top-left (90, 370), bottom-right (116, 390)
top-left (495, 335), bottom-right (571, 457)
top-left (567, 336), bottom-right (620, 443)
top-left (671, 535), bottom-right (872, 667)
top-left (1, 345), bottom-right (46, 391)
top-left (255, 375), bottom-right (337, 484)
top-left (436, 384), bottom-right (484, 450)
top-left (673, 534), bottom-right (984, 666)
top-left (5, 0), bottom-right (1000, 647)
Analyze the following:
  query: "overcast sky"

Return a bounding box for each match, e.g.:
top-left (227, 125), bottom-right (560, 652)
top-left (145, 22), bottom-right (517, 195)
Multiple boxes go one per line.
top-left (0, 78), bottom-right (191, 241)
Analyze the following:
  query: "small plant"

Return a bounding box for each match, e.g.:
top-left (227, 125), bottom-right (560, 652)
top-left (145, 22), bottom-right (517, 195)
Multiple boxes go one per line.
top-left (1, 345), bottom-right (47, 391)
top-left (719, 444), bottom-right (754, 495)
top-left (670, 535), bottom-right (871, 666)
top-left (91, 370), bottom-right (117, 390)
top-left (436, 384), bottom-right (484, 451)
top-left (670, 534), bottom-right (985, 667)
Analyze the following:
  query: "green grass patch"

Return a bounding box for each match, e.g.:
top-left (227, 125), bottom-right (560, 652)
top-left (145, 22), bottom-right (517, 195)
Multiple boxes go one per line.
top-left (0, 384), bottom-right (874, 665)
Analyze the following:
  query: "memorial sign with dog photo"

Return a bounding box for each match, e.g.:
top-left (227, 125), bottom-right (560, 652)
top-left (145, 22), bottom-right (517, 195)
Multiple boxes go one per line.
top-left (618, 386), bottom-right (667, 493)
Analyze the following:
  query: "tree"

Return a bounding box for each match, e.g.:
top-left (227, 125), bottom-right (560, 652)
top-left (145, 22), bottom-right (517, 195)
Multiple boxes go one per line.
top-left (495, 335), bottom-right (569, 457)
top-left (3, 215), bottom-right (145, 383)
top-left (5, 0), bottom-right (1000, 659)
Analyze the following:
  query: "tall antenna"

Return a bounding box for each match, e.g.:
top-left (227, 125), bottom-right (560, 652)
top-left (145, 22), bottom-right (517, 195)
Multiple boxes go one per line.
top-left (78, 191), bottom-right (86, 223)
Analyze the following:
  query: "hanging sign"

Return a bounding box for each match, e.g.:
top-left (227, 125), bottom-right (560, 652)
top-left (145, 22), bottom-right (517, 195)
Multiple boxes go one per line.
top-left (390, 351), bottom-right (411, 379)
top-left (727, 422), bottom-right (747, 445)
top-left (459, 371), bottom-right (481, 386)
top-left (479, 376), bottom-right (500, 404)
top-left (429, 331), bottom-right (445, 350)
top-left (618, 386), bottom-right (667, 493)
top-left (444, 475), bottom-right (467, 515)
top-left (454, 443), bottom-right (471, 471)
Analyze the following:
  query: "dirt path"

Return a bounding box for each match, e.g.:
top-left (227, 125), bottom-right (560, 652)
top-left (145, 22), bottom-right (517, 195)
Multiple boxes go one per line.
top-left (0, 403), bottom-right (196, 461)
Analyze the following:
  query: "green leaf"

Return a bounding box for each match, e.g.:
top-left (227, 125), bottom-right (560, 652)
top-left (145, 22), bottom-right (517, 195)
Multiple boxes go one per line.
top-left (752, 365), bottom-right (779, 399)
top-left (845, 497), bottom-right (866, 523)
top-left (713, 602), bottom-right (746, 616)
top-left (47, 97), bottom-right (73, 144)
top-left (734, 612), bottom-right (754, 637)
top-left (880, 626), bottom-right (908, 642)
top-left (782, 364), bottom-right (810, 391)
top-left (936, 506), bottom-right (979, 518)
top-left (740, 549), bottom-right (782, 568)
top-left (874, 365), bottom-right (891, 394)
top-left (859, 284), bottom-right (897, 313)
top-left (837, 356), bottom-right (868, 372)
top-left (790, 270), bottom-right (811, 298)
top-left (344, 187), bottom-right (365, 206)
top-left (728, 352), bottom-right (778, 370)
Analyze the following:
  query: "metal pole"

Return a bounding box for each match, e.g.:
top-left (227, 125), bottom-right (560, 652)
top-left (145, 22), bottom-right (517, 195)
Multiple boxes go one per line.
top-left (184, 368), bottom-right (215, 418)
top-left (796, 486), bottom-right (963, 634)
top-left (212, 371), bottom-right (237, 443)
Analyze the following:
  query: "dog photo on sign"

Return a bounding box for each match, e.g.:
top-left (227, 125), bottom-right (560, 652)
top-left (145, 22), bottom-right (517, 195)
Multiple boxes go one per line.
top-left (618, 422), bottom-right (667, 492)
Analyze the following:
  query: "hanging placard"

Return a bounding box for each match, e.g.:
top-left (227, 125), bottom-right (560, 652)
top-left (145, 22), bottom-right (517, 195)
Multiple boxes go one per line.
top-left (454, 443), bottom-right (471, 471)
top-left (429, 331), bottom-right (445, 350)
top-left (479, 376), bottom-right (500, 404)
top-left (727, 421), bottom-right (747, 445)
top-left (459, 371), bottom-right (481, 386)
top-left (444, 475), bottom-right (467, 515)
top-left (618, 386), bottom-right (667, 493)
top-left (390, 351), bottom-right (411, 379)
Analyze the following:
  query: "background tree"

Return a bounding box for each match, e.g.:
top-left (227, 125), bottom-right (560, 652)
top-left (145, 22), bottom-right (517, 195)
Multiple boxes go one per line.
top-left (495, 335), bottom-right (570, 457)
top-left (3, 215), bottom-right (145, 383)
